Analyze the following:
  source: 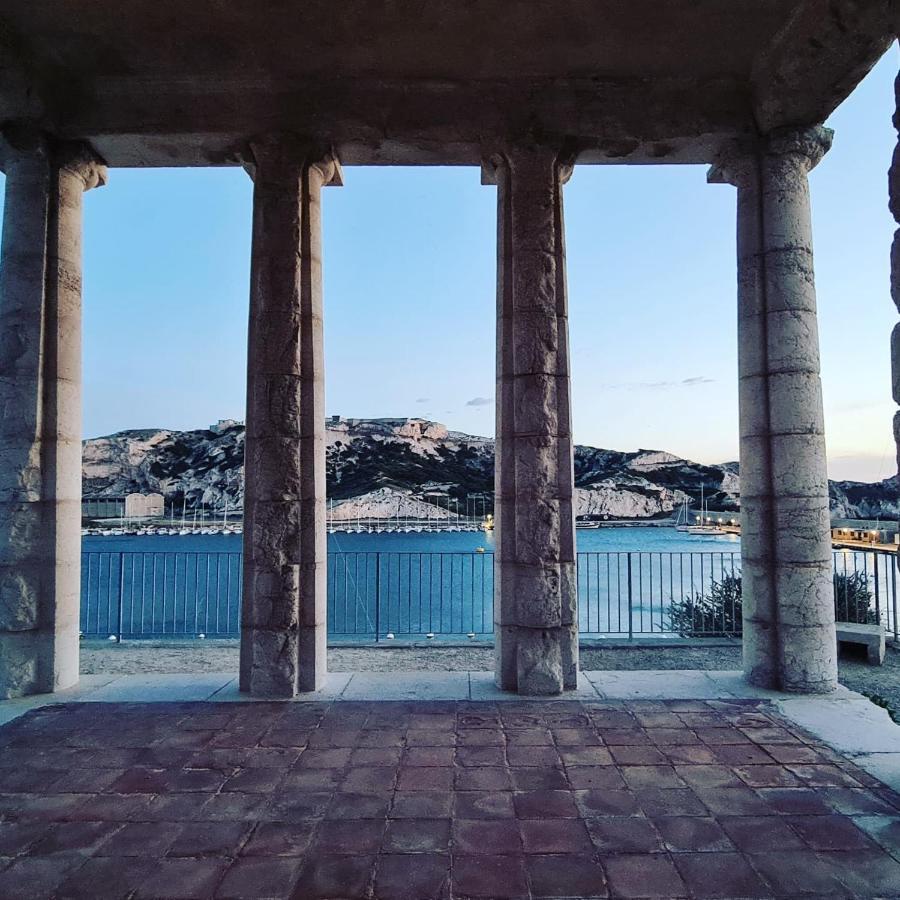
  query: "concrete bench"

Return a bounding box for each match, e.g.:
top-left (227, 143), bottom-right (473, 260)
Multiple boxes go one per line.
top-left (836, 622), bottom-right (885, 666)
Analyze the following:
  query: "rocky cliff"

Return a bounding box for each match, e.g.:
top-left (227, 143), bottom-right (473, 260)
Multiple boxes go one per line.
top-left (81, 418), bottom-right (898, 521)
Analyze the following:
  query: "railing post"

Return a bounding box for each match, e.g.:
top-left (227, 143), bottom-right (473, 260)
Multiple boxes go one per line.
top-left (874, 552), bottom-right (881, 625)
top-left (374, 552), bottom-right (381, 643)
top-left (117, 552), bottom-right (125, 641)
top-left (627, 553), bottom-right (634, 641)
top-left (892, 554), bottom-right (898, 643)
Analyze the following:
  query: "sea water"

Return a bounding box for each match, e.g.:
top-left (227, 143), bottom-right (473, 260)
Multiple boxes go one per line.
top-left (80, 527), bottom-right (742, 640)
top-left (83, 525), bottom-right (739, 556)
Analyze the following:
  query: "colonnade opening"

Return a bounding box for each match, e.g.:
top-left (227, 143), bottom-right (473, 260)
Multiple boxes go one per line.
top-left (1, 48), bottom-right (893, 697)
top-left (322, 167), bottom-right (495, 668)
top-left (77, 169), bottom-right (252, 670)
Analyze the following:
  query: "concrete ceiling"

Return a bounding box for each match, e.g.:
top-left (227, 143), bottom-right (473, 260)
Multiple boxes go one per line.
top-left (1, 1), bottom-right (791, 82)
top-left (0, 0), bottom-right (895, 166)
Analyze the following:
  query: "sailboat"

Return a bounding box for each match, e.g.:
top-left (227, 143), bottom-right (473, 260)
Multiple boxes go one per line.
top-left (684, 485), bottom-right (725, 535)
top-left (674, 497), bottom-right (692, 532)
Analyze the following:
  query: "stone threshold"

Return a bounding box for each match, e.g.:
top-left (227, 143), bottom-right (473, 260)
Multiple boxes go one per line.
top-left (82, 636), bottom-right (743, 650)
top-left (3, 669), bottom-right (899, 793)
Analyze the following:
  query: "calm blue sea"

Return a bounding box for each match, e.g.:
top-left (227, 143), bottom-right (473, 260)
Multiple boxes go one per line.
top-left (83, 525), bottom-right (740, 556)
top-left (80, 528), bottom-right (743, 640)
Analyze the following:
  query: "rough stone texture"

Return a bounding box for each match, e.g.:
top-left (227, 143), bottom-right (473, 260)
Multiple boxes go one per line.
top-left (0, 698), bottom-right (898, 900)
top-left (0, 126), bottom-right (105, 699)
top-left (485, 148), bottom-right (577, 695)
top-left (892, 68), bottom-right (900, 492)
top-left (0, 2), bottom-right (893, 167)
top-left (709, 126), bottom-right (838, 694)
top-left (751, 0), bottom-right (896, 132)
top-left (239, 137), bottom-right (340, 697)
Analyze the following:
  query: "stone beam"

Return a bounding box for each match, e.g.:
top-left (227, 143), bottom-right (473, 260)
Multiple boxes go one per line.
top-left (60, 76), bottom-right (754, 167)
top-left (0, 23), bottom-right (59, 125)
top-left (752, 0), bottom-right (896, 132)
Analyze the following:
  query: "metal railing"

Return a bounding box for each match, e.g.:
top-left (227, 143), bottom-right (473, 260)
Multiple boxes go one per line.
top-left (576, 551), bottom-right (742, 637)
top-left (80, 551), bottom-right (242, 638)
top-left (833, 547), bottom-right (897, 630)
top-left (79, 548), bottom-right (900, 641)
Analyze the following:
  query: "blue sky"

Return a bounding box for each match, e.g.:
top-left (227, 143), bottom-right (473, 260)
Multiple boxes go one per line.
top-left (3, 50), bottom-right (897, 482)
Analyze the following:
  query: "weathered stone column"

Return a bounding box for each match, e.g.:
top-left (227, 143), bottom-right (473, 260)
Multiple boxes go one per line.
top-left (0, 126), bottom-right (106, 698)
top-left (239, 137), bottom-right (341, 696)
top-left (483, 146), bottom-right (577, 695)
top-left (890, 68), bottom-right (900, 528)
top-left (709, 126), bottom-right (837, 693)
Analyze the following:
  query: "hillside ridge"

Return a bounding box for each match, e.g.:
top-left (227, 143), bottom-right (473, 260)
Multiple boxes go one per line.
top-left (81, 419), bottom-right (898, 521)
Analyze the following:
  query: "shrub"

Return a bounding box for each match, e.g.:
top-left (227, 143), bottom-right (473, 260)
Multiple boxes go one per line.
top-left (669, 572), bottom-right (742, 638)
top-left (669, 569), bottom-right (875, 637)
top-left (833, 570), bottom-right (877, 624)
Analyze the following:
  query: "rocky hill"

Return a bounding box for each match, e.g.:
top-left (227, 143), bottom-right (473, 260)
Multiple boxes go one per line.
top-left (81, 418), bottom-right (898, 521)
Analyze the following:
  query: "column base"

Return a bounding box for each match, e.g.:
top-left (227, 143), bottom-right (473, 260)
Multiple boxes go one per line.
top-left (0, 630), bottom-right (78, 700)
top-left (238, 627), bottom-right (299, 698)
top-left (495, 624), bottom-right (578, 695)
top-left (239, 624), bottom-right (327, 697)
top-left (297, 624), bottom-right (326, 693)
top-left (744, 654), bottom-right (839, 695)
top-left (744, 668), bottom-right (839, 695)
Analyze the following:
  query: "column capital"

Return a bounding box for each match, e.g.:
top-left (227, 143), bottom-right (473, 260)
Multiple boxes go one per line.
top-left (243, 135), bottom-right (342, 187)
top-left (480, 144), bottom-right (575, 186)
top-left (0, 125), bottom-right (107, 191)
top-left (708, 125), bottom-right (833, 188)
top-left (53, 142), bottom-right (108, 191)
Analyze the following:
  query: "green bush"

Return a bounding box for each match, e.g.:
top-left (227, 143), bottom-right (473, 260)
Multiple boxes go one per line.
top-left (669, 572), bottom-right (742, 638)
top-left (669, 570), bottom-right (875, 637)
top-left (833, 570), bottom-right (877, 624)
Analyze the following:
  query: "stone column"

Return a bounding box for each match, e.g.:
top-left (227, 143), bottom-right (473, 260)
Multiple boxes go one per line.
top-left (890, 68), bottom-right (900, 528)
top-left (239, 137), bottom-right (341, 697)
top-left (482, 146), bottom-right (577, 695)
top-left (709, 126), bottom-right (837, 693)
top-left (0, 126), bottom-right (106, 699)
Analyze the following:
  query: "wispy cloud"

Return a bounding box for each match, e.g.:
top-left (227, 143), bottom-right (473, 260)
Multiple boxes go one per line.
top-left (601, 377), bottom-right (715, 392)
top-left (466, 396), bottom-right (494, 407)
top-left (416, 397), bottom-right (430, 403)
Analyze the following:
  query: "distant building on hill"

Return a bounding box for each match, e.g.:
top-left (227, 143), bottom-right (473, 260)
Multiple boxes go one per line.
top-left (82, 493), bottom-right (164, 520)
top-left (210, 419), bottom-right (243, 433)
top-left (82, 496), bottom-right (125, 519)
top-left (125, 493), bottom-right (164, 519)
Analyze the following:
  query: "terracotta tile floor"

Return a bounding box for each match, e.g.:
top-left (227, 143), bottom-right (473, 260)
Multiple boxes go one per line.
top-left (0, 698), bottom-right (898, 898)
